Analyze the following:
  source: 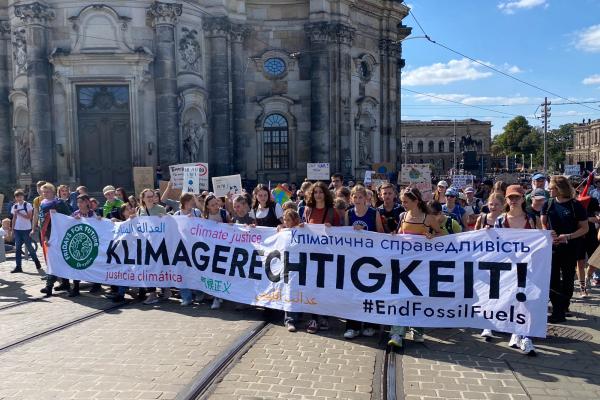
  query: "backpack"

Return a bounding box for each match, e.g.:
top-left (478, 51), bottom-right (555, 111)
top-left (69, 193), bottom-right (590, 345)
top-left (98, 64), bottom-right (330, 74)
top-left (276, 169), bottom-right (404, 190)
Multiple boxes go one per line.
top-left (219, 208), bottom-right (228, 223)
top-left (444, 216), bottom-right (455, 234)
top-left (544, 198), bottom-right (577, 231)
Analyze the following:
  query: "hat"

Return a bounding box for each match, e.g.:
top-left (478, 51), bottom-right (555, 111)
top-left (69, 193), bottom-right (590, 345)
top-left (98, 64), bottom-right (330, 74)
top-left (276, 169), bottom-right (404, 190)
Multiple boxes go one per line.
top-left (531, 188), bottom-right (546, 200)
top-left (445, 187), bottom-right (459, 197)
top-left (102, 185), bottom-right (116, 195)
top-left (458, 192), bottom-right (467, 201)
top-left (506, 185), bottom-right (525, 197)
top-left (464, 186), bottom-right (475, 194)
top-left (532, 173), bottom-right (546, 181)
top-left (437, 180), bottom-right (448, 187)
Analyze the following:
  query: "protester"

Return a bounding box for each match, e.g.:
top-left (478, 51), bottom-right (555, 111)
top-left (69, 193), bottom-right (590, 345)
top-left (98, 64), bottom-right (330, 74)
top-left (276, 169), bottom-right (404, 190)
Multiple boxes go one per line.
top-left (442, 188), bottom-right (467, 229)
top-left (377, 183), bottom-right (404, 233)
top-left (475, 193), bottom-right (504, 230)
top-left (576, 193), bottom-right (599, 298)
top-left (250, 184), bottom-right (283, 227)
top-left (280, 209), bottom-right (303, 332)
top-left (433, 180), bottom-right (448, 204)
top-left (330, 173), bottom-right (344, 192)
top-left (541, 176), bottom-right (589, 323)
top-left (428, 200), bottom-right (462, 235)
top-left (526, 173), bottom-right (549, 207)
top-left (1, 218), bottom-right (15, 252)
top-left (102, 186), bottom-right (124, 218)
top-left (203, 193), bottom-right (230, 309)
top-left (115, 187), bottom-right (128, 203)
top-left (173, 193), bottom-right (202, 306)
top-left (70, 194), bottom-right (102, 297)
top-left (10, 189), bottom-right (42, 273)
top-left (231, 195), bottom-right (253, 224)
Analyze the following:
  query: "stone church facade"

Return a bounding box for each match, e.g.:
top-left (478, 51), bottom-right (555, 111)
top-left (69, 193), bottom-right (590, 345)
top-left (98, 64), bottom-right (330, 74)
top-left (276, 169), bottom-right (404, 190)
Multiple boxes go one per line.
top-left (0, 0), bottom-right (411, 192)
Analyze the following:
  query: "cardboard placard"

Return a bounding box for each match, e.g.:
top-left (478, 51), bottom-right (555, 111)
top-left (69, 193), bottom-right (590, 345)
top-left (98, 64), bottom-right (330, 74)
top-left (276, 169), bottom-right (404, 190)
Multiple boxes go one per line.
top-left (451, 175), bottom-right (474, 190)
top-left (169, 162), bottom-right (208, 190)
top-left (306, 163), bottom-right (330, 181)
top-left (212, 174), bottom-right (243, 197)
top-left (159, 180), bottom-right (182, 200)
top-left (182, 165), bottom-right (209, 194)
top-left (564, 165), bottom-right (581, 176)
top-left (400, 164), bottom-right (433, 202)
top-left (133, 167), bottom-right (155, 197)
top-left (364, 171), bottom-right (375, 185)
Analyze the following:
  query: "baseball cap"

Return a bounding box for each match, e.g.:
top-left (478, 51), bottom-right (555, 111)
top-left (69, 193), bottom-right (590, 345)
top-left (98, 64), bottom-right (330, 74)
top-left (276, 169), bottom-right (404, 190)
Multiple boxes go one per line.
top-left (506, 185), bottom-right (525, 197)
top-left (531, 188), bottom-right (546, 200)
top-left (102, 185), bottom-right (116, 195)
top-left (464, 186), bottom-right (475, 194)
top-left (445, 187), bottom-right (459, 197)
top-left (437, 180), bottom-right (448, 187)
top-left (532, 173), bottom-right (545, 181)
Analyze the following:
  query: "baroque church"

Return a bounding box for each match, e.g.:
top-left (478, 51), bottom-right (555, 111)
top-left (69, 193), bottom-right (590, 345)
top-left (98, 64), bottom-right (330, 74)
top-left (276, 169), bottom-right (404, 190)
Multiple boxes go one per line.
top-left (0, 0), bottom-right (411, 191)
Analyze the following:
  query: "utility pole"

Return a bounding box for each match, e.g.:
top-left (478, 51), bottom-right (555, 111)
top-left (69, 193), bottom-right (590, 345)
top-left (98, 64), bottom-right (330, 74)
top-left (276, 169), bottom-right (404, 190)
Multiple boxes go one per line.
top-left (540, 97), bottom-right (551, 173)
top-left (453, 119), bottom-right (457, 176)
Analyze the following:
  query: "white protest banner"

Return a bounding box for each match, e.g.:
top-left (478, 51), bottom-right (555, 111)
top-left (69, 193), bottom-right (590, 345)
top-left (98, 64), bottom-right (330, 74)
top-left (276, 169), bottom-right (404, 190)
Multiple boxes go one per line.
top-left (48, 214), bottom-right (552, 337)
top-left (212, 174), bottom-right (243, 197)
top-left (400, 164), bottom-right (433, 201)
top-left (364, 171), bottom-right (375, 185)
top-left (452, 175), bottom-right (474, 190)
top-left (564, 164), bottom-right (580, 176)
top-left (307, 163), bottom-right (330, 181)
top-left (169, 162), bottom-right (208, 189)
top-left (182, 164), bottom-right (209, 194)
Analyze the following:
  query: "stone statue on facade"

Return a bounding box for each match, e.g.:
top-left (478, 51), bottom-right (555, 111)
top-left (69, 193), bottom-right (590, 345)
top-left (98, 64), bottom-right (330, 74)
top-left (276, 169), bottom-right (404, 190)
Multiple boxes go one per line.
top-left (179, 28), bottom-right (201, 73)
top-left (12, 29), bottom-right (27, 75)
top-left (182, 120), bottom-right (205, 162)
top-left (16, 129), bottom-right (31, 174)
top-left (460, 134), bottom-right (476, 152)
top-left (358, 126), bottom-right (372, 165)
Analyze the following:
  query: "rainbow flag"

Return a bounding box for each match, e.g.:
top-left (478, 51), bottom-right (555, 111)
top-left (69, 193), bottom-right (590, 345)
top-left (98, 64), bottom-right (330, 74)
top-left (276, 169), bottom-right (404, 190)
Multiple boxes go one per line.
top-left (272, 184), bottom-right (292, 205)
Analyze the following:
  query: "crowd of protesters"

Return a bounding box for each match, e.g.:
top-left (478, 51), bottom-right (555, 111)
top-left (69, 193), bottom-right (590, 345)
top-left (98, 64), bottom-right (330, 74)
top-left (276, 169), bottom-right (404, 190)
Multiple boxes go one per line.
top-left (2, 170), bottom-right (599, 357)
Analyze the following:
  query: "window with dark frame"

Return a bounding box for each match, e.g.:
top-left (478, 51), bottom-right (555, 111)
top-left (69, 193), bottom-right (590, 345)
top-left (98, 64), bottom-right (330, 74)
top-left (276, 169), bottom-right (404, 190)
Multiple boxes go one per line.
top-left (263, 114), bottom-right (289, 169)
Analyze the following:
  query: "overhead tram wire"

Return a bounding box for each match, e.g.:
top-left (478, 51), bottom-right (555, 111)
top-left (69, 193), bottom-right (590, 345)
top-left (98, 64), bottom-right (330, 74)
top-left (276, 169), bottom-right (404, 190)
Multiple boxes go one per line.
top-left (407, 9), bottom-right (600, 113)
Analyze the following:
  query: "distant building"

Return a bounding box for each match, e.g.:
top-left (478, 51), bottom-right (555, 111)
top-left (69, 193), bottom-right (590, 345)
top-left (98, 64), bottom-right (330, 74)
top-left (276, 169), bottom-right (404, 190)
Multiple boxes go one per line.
top-left (566, 119), bottom-right (600, 167)
top-left (399, 119), bottom-right (492, 176)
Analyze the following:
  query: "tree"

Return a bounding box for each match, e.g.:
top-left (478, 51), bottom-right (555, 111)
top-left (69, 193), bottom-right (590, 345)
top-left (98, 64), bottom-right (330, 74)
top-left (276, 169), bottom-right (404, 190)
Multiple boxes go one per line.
top-left (493, 116), bottom-right (533, 156)
top-left (546, 124), bottom-right (574, 172)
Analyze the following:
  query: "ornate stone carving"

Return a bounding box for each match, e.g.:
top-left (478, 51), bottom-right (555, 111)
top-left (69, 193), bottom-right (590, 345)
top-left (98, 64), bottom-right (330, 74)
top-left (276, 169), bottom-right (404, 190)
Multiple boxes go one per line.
top-left (305, 22), bottom-right (355, 45)
top-left (202, 16), bottom-right (230, 36)
top-left (0, 20), bottom-right (10, 37)
top-left (12, 28), bottom-right (27, 75)
top-left (355, 97), bottom-right (379, 166)
top-left (379, 38), bottom-right (399, 57)
top-left (14, 2), bottom-right (55, 24)
top-left (178, 27), bottom-right (201, 73)
top-left (182, 119), bottom-right (206, 163)
top-left (16, 128), bottom-right (32, 174)
top-left (354, 53), bottom-right (377, 83)
top-left (147, 1), bottom-right (182, 26)
top-left (230, 23), bottom-right (251, 43)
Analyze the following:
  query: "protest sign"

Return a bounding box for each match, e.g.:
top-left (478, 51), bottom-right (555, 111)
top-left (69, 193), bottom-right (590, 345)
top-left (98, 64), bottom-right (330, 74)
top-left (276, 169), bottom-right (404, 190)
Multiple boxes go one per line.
top-left (212, 174), bottom-right (242, 197)
top-left (182, 164), bottom-right (209, 194)
top-left (564, 164), bottom-right (581, 176)
top-left (169, 162), bottom-right (208, 189)
top-left (364, 171), bottom-right (375, 185)
top-left (133, 167), bottom-right (155, 196)
top-left (400, 164), bottom-right (433, 201)
top-left (452, 175), bottom-right (474, 189)
top-left (307, 163), bottom-right (330, 181)
top-left (48, 214), bottom-right (552, 337)
top-left (371, 173), bottom-right (389, 189)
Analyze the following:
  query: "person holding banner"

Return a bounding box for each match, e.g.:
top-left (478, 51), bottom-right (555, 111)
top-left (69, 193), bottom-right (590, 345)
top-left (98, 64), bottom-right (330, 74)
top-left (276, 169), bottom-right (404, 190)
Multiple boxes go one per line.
top-left (250, 184), bottom-right (283, 228)
top-left (442, 188), bottom-right (467, 229)
top-left (474, 193), bottom-right (504, 230)
top-left (377, 183), bottom-right (405, 233)
top-left (542, 176), bottom-right (589, 324)
top-left (343, 185), bottom-right (385, 340)
top-left (433, 180), bottom-right (448, 205)
top-left (281, 209), bottom-right (303, 332)
top-left (388, 187), bottom-right (442, 348)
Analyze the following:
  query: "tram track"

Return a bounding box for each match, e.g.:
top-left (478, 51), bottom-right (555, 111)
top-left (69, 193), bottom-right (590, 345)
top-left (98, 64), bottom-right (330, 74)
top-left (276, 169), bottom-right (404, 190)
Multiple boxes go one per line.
top-left (383, 345), bottom-right (402, 400)
top-left (175, 320), bottom-right (272, 400)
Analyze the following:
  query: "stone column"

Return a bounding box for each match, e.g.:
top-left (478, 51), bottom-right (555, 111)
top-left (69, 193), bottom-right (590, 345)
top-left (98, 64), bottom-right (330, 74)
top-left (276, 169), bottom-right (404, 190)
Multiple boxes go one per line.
top-left (14, 2), bottom-right (55, 183)
top-left (148, 1), bottom-right (182, 177)
top-left (396, 24), bottom-right (411, 171)
top-left (230, 24), bottom-right (250, 175)
top-left (305, 22), bottom-right (332, 167)
top-left (0, 21), bottom-right (12, 186)
top-left (334, 24), bottom-right (354, 175)
top-left (203, 16), bottom-right (231, 177)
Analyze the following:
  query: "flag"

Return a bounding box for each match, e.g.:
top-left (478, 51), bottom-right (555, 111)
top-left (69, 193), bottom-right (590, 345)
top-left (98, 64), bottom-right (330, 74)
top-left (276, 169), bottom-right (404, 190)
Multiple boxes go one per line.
top-left (272, 184), bottom-right (292, 205)
top-left (577, 172), bottom-right (595, 209)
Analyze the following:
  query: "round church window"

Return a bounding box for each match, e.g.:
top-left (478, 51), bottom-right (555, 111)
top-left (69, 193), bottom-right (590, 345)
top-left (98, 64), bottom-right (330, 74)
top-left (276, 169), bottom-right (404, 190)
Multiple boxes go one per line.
top-left (263, 58), bottom-right (286, 77)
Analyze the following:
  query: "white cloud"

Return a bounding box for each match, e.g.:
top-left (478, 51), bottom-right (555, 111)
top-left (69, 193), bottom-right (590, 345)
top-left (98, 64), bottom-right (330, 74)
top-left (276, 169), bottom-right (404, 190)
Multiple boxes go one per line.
top-left (412, 93), bottom-right (532, 106)
top-left (507, 65), bottom-right (523, 74)
top-left (582, 74), bottom-right (600, 85)
top-left (575, 25), bottom-right (600, 53)
top-left (498, 0), bottom-right (547, 14)
top-left (402, 59), bottom-right (493, 86)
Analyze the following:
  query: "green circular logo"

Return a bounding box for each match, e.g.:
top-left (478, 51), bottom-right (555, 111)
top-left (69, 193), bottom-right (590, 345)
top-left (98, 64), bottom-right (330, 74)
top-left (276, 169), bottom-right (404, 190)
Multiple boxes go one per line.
top-left (61, 224), bottom-right (99, 270)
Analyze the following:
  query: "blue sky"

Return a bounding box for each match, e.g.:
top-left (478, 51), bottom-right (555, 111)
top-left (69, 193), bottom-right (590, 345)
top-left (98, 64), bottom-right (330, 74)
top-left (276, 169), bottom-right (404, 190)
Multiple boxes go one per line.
top-left (400, 0), bottom-right (600, 136)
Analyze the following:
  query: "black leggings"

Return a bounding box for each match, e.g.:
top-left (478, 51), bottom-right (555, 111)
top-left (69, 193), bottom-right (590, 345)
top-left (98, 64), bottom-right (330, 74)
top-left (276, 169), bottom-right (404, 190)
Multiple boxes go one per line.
top-left (550, 244), bottom-right (577, 318)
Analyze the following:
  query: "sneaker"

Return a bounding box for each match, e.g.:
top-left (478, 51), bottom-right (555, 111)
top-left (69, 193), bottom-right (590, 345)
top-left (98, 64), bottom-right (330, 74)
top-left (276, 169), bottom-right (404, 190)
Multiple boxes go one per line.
top-left (194, 292), bottom-right (206, 303)
top-left (548, 314), bottom-right (566, 324)
top-left (40, 287), bottom-right (52, 297)
top-left (143, 293), bottom-right (159, 305)
top-left (519, 337), bottom-right (536, 356)
top-left (286, 322), bottom-right (297, 332)
top-left (10, 267), bottom-right (23, 273)
top-left (181, 299), bottom-right (192, 306)
top-left (111, 295), bottom-right (125, 303)
top-left (361, 327), bottom-right (376, 337)
top-left (317, 317), bottom-right (329, 331)
top-left (54, 283), bottom-right (70, 292)
top-left (509, 333), bottom-right (522, 349)
top-left (411, 330), bottom-right (424, 343)
top-left (210, 298), bottom-right (222, 309)
top-left (388, 334), bottom-right (403, 348)
top-left (481, 329), bottom-right (493, 342)
top-left (307, 320), bottom-right (318, 334)
top-left (161, 288), bottom-right (172, 300)
top-left (344, 329), bottom-right (360, 339)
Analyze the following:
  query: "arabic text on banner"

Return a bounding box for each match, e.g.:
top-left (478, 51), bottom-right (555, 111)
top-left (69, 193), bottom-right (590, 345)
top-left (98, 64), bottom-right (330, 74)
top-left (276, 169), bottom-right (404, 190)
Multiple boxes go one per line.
top-left (47, 214), bottom-right (552, 337)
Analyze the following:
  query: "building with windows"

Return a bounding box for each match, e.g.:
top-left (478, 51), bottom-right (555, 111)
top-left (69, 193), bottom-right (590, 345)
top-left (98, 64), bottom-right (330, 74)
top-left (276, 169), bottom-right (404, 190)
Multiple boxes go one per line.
top-left (400, 119), bottom-right (492, 176)
top-left (566, 119), bottom-right (600, 167)
top-left (0, 0), bottom-right (411, 192)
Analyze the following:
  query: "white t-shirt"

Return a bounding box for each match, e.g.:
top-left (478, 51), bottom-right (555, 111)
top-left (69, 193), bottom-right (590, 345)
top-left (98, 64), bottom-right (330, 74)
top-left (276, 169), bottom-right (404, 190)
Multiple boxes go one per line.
top-left (0, 227), bottom-right (6, 239)
top-left (249, 203), bottom-right (284, 220)
top-left (11, 201), bottom-right (33, 230)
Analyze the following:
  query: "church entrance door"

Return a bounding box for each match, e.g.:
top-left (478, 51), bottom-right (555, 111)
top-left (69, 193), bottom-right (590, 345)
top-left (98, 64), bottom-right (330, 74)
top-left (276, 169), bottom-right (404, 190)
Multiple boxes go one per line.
top-left (76, 85), bottom-right (133, 192)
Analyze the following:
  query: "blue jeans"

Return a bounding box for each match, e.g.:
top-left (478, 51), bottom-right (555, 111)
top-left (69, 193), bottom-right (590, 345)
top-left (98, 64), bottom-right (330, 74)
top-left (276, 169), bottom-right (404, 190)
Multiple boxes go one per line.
top-left (284, 312), bottom-right (300, 324)
top-left (14, 229), bottom-right (40, 269)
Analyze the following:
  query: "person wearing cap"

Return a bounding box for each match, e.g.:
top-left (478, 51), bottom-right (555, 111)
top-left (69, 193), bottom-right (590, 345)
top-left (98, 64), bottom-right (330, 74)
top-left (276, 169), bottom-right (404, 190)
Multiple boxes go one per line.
top-left (434, 180), bottom-right (448, 204)
top-left (102, 185), bottom-right (124, 219)
top-left (526, 173), bottom-right (549, 207)
top-left (442, 187), bottom-right (467, 229)
top-left (526, 188), bottom-right (547, 218)
top-left (463, 187), bottom-right (482, 230)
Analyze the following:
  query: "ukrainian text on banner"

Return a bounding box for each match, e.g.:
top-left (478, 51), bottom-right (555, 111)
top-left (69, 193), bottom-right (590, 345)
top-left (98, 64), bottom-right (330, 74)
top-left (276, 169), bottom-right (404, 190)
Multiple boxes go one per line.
top-left (47, 214), bottom-right (552, 337)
